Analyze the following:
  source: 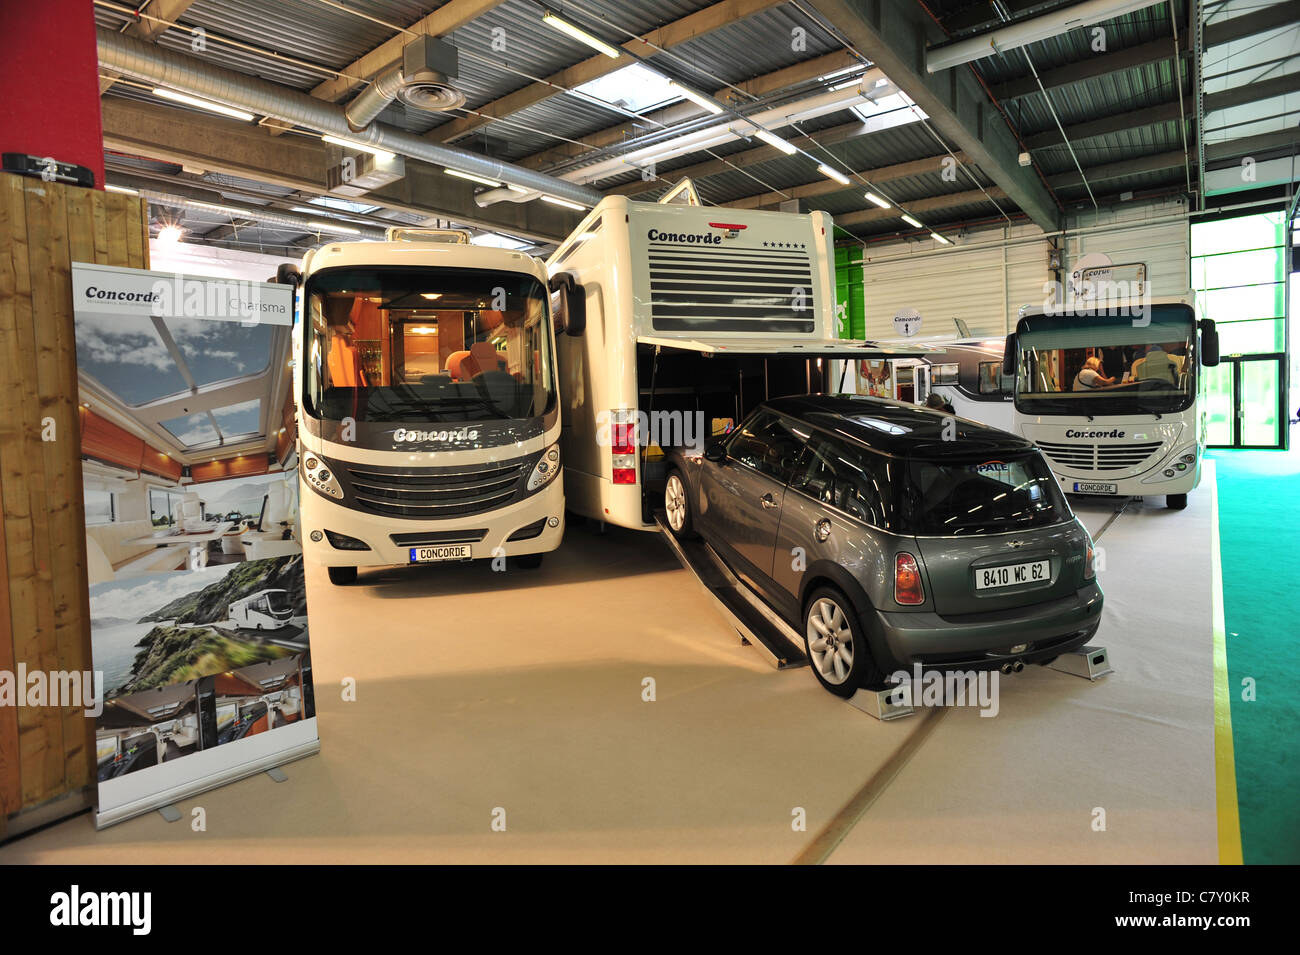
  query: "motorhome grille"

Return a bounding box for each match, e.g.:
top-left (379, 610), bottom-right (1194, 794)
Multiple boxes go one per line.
top-left (646, 246), bottom-right (816, 334)
top-left (344, 461), bottom-right (526, 517)
top-left (1035, 441), bottom-right (1164, 472)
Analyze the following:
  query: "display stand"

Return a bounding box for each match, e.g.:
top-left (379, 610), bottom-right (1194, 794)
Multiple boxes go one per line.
top-left (848, 683), bottom-right (915, 721)
top-left (1048, 645), bottom-right (1114, 680)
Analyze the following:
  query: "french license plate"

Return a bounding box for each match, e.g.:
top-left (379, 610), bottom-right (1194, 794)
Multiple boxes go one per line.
top-left (1073, 482), bottom-right (1118, 494)
top-left (409, 544), bottom-right (472, 563)
top-left (976, 559), bottom-right (1050, 590)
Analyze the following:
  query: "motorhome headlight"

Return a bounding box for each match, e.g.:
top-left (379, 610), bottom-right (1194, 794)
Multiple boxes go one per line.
top-left (527, 444), bottom-right (561, 492)
top-left (1180, 452), bottom-right (1196, 464)
top-left (302, 456), bottom-right (343, 499)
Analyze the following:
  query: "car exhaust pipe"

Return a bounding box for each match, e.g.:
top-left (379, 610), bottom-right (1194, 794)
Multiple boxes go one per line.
top-left (999, 662), bottom-right (1014, 675)
top-left (1012, 660), bottom-right (1025, 673)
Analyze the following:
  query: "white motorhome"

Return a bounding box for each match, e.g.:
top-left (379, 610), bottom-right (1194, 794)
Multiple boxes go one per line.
top-left (878, 338), bottom-right (1015, 431)
top-left (295, 230), bottom-right (564, 583)
top-left (546, 187), bottom-right (915, 531)
top-left (228, 588), bottom-right (294, 629)
top-left (1004, 295), bottom-right (1219, 509)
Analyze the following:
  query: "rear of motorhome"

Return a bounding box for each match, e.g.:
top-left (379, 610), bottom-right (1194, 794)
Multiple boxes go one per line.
top-left (546, 190), bottom-right (917, 530)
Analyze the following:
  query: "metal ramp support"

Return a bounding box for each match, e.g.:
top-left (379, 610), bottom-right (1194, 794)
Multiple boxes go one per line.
top-left (654, 513), bottom-right (807, 670)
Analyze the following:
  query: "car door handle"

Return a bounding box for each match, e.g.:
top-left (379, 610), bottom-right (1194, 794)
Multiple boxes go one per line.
top-left (760, 493), bottom-right (777, 509)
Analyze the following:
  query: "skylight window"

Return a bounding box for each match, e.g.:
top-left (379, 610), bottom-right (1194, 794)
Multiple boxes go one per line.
top-left (296, 196), bottom-right (380, 215)
top-left (572, 63), bottom-right (683, 114)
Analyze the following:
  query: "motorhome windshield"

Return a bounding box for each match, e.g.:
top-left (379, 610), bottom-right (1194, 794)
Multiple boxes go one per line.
top-left (1013, 305), bottom-right (1196, 416)
top-left (303, 267), bottom-right (555, 424)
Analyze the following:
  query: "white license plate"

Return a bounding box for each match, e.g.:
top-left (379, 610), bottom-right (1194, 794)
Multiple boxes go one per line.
top-left (975, 559), bottom-right (1050, 590)
top-left (1073, 482), bottom-right (1118, 494)
top-left (409, 544), bottom-right (472, 563)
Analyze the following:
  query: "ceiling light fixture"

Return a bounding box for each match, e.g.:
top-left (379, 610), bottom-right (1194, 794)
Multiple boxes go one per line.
top-left (753, 129), bottom-right (797, 155)
top-left (931, 232), bottom-right (951, 245)
top-left (864, 191), bottom-right (890, 208)
top-left (667, 80), bottom-right (724, 115)
top-left (320, 135), bottom-right (395, 161)
top-left (105, 184), bottom-right (139, 196)
top-left (541, 13), bottom-right (622, 59)
top-left (308, 220), bottom-right (362, 235)
top-left (901, 214), bottom-right (923, 229)
top-left (152, 87), bottom-right (255, 122)
top-left (817, 164), bottom-right (851, 186)
top-left (541, 195), bottom-right (586, 211)
top-left (445, 168), bottom-right (501, 188)
top-left (157, 225), bottom-right (184, 244)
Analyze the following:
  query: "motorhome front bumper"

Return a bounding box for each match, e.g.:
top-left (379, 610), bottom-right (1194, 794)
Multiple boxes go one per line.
top-left (301, 478), bottom-right (564, 567)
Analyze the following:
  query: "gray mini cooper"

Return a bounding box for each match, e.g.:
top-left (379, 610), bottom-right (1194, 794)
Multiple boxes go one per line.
top-left (664, 395), bottom-right (1103, 697)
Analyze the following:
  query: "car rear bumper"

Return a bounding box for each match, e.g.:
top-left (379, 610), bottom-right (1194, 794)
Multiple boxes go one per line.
top-left (871, 581), bottom-right (1103, 671)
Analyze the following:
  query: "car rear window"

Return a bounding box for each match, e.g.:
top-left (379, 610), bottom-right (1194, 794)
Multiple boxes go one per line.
top-left (900, 451), bottom-right (1067, 536)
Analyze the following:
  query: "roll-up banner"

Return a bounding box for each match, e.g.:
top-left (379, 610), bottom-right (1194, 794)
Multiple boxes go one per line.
top-left (71, 262), bottom-right (319, 829)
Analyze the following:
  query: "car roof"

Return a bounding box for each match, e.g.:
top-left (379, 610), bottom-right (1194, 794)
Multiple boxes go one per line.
top-left (759, 394), bottom-right (1036, 458)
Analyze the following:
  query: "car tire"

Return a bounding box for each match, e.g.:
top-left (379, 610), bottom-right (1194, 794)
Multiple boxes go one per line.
top-left (1166, 493), bottom-right (1188, 510)
top-left (664, 469), bottom-right (696, 538)
top-left (327, 566), bottom-right (357, 586)
top-left (802, 587), bottom-right (881, 698)
top-left (514, 554), bottom-right (544, 570)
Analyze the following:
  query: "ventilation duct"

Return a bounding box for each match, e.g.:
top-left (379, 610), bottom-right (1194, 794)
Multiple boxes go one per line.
top-left (96, 29), bottom-right (601, 209)
top-left (139, 189), bottom-right (387, 239)
top-left (345, 35), bottom-right (466, 131)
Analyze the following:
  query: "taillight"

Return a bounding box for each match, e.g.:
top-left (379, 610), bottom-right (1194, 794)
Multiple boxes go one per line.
top-left (1084, 543), bottom-right (1096, 580)
top-left (610, 412), bottom-right (637, 485)
top-left (611, 423), bottom-right (636, 456)
top-left (895, 552), bottom-right (924, 605)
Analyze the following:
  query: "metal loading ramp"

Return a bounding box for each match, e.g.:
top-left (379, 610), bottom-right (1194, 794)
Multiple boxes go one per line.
top-left (653, 512), bottom-right (808, 670)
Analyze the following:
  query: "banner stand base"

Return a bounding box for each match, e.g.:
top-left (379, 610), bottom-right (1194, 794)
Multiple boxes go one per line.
top-left (96, 733), bottom-right (320, 830)
top-left (157, 805), bottom-right (182, 823)
top-left (266, 767), bottom-right (289, 783)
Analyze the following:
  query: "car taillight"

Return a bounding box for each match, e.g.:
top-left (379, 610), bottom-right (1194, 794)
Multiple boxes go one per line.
top-left (613, 467), bottom-right (636, 484)
top-left (895, 552), bottom-right (924, 605)
top-left (1084, 543), bottom-right (1096, 580)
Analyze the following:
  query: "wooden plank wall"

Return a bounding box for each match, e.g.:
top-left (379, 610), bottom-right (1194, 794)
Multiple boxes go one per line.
top-left (0, 173), bottom-right (150, 827)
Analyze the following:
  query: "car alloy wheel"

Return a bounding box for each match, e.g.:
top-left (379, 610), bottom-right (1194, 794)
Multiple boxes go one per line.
top-left (664, 472), bottom-right (693, 537)
top-left (807, 596), bottom-right (854, 686)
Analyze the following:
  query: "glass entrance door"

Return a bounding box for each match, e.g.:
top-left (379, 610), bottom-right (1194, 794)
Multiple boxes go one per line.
top-left (1206, 354), bottom-right (1286, 449)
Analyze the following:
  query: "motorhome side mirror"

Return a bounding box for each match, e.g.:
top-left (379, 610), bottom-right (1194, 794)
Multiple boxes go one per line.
top-left (276, 263), bottom-right (303, 286)
top-left (703, 441), bottom-right (726, 463)
top-left (1199, 318), bottom-right (1220, 367)
top-left (548, 272), bottom-right (585, 336)
top-left (1002, 333), bottom-right (1016, 377)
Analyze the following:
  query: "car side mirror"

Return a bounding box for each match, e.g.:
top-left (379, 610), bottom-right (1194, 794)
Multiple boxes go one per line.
top-left (549, 272), bottom-right (586, 337)
top-left (703, 441), bottom-right (726, 463)
top-left (1002, 333), bottom-right (1016, 377)
top-left (275, 263), bottom-right (303, 286)
top-left (1199, 318), bottom-right (1219, 367)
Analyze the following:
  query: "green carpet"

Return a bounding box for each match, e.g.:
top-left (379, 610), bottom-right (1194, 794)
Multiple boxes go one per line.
top-left (1210, 449), bottom-right (1300, 865)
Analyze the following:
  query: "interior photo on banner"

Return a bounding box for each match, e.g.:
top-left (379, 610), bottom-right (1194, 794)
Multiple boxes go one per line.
top-left (71, 262), bottom-right (319, 828)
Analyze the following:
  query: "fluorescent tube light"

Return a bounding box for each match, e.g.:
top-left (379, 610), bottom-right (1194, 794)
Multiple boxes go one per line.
top-left (667, 81), bottom-right (724, 115)
top-left (445, 168), bottom-right (501, 188)
top-left (864, 191), bottom-right (890, 208)
top-left (541, 195), bottom-right (586, 211)
top-left (309, 220), bottom-right (362, 235)
top-left (817, 164), bottom-right (851, 186)
top-left (505, 184), bottom-right (532, 194)
top-left (754, 129), bottom-right (797, 155)
top-left (931, 232), bottom-right (951, 245)
top-left (320, 135), bottom-right (395, 161)
top-left (901, 214), bottom-right (923, 228)
top-left (152, 87), bottom-right (254, 122)
top-left (542, 13), bottom-right (622, 59)
top-left (105, 184), bottom-right (139, 195)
